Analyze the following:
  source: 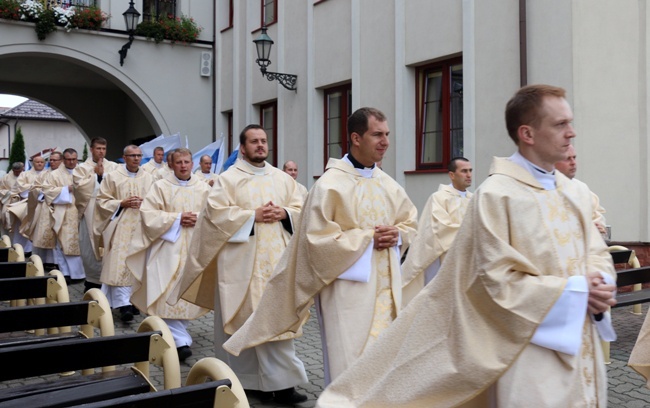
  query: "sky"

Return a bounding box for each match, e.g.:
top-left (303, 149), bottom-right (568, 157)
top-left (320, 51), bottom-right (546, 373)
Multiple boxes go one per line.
top-left (0, 94), bottom-right (28, 109)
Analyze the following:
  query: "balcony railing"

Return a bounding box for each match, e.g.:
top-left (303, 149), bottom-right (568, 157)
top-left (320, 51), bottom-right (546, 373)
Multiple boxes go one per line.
top-left (45, 0), bottom-right (97, 11)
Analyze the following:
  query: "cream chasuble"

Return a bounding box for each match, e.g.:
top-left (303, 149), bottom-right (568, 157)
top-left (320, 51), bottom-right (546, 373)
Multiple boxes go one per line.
top-left (170, 159), bottom-right (303, 334)
top-left (73, 158), bottom-right (120, 259)
top-left (223, 157), bottom-right (418, 383)
top-left (22, 170), bottom-right (53, 246)
top-left (127, 173), bottom-right (210, 320)
top-left (402, 184), bottom-right (472, 303)
top-left (5, 169), bottom-right (47, 230)
top-left (94, 166), bottom-right (153, 286)
top-left (194, 169), bottom-right (220, 186)
top-left (313, 156), bottom-right (614, 408)
top-left (41, 166), bottom-right (81, 256)
top-left (141, 159), bottom-right (164, 174)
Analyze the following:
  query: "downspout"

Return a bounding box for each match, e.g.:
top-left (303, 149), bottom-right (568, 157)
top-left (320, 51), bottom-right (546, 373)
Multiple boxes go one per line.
top-left (212, 2), bottom-right (217, 143)
top-left (519, 0), bottom-right (527, 86)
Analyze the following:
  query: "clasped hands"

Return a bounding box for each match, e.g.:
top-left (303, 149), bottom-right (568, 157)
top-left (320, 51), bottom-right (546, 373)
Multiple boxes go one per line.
top-left (180, 212), bottom-right (198, 228)
top-left (587, 271), bottom-right (617, 315)
top-left (121, 195), bottom-right (143, 210)
top-left (255, 201), bottom-right (287, 223)
top-left (373, 225), bottom-right (399, 250)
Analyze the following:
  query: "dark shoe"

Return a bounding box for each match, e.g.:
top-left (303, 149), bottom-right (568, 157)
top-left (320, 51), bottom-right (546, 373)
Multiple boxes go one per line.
top-left (84, 280), bottom-right (102, 292)
top-left (131, 305), bottom-right (140, 316)
top-left (177, 345), bottom-right (192, 362)
top-left (244, 389), bottom-right (274, 401)
top-left (65, 277), bottom-right (85, 285)
top-left (273, 387), bottom-right (308, 404)
top-left (118, 305), bottom-right (133, 322)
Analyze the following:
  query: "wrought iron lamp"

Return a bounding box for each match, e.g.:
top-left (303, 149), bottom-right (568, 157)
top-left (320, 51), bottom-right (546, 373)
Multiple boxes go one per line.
top-left (119, 1), bottom-right (141, 66)
top-left (253, 27), bottom-right (298, 91)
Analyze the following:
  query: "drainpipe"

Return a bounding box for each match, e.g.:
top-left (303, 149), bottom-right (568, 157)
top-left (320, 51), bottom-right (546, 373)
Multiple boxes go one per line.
top-left (519, 0), bottom-right (528, 87)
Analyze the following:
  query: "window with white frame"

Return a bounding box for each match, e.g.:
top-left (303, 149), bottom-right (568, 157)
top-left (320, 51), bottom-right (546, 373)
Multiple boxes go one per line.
top-left (142, 0), bottom-right (176, 22)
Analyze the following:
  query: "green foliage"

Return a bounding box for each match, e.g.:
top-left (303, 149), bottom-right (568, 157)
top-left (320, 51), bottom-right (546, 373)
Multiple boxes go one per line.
top-left (8, 127), bottom-right (26, 172)
top-left (135, 14), bottom-right (202, 44)
top-left (82, 143), bottom-right (88, 161)
top-left (0, 0), bottom-right (21, 20)
top-left (34, 8), bottom-right (55, 40)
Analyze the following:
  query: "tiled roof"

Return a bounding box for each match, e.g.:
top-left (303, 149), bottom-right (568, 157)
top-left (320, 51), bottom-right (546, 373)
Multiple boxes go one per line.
top-left (0, 100), bottom-right (67, 121)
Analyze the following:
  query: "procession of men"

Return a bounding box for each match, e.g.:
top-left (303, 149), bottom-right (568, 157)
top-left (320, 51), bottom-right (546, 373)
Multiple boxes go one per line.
top-left (0, 84), bottom-right (622, 406)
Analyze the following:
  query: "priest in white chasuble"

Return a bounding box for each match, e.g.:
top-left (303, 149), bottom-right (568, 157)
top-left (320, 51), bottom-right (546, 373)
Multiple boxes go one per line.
top-left (223, 108), bottom-right (418, 386)
top-left (401, 157), bottom-right (473, 304)
top-left (94, 145), bottom-right (154, 322)
top-left (6, 156), bottom-right (48, 253)
top-left (170, 124), bottom-right (308, 405)
top-left (194, 154), bottom-right (220, 187)
top-left (314, 85), bottom-right (617, 408)
top-left (126, 148), bottom-right (210, 361)
top-left (73, 137), bottom-right (121, 292)
top-left (28, 152), bottom-right (63, 264)
top-left (41, 148), bottom-right (85, 280)
top-left (141, 146), bottom-right (166, 174)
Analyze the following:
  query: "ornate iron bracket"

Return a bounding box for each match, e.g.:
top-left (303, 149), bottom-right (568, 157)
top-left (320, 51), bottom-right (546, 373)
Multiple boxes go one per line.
top-left (260, 68), bottom-right (297, 91)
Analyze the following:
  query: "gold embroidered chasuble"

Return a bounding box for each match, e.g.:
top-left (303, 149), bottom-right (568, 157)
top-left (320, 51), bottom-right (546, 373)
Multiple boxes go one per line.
top-left (5, 169), bottom-right (47, 229)
top-left (127, 173), bottom-right (210, 320)
top-left (141, 160), bottom-right (164, 174)
top-left (94, 166), bottom-right (154, 286)
top-left (402, 183), bottom-right (472, 301)
top-left (20, 170), bottom-right (51, 244)
top-left (193, 169), bottom-right (220, 185)
top-left (222, 158), bottom-right (418, 380)
top-left (314, 157), bottom-right (614, 408)
top-left (41, 166), bottom-right (80, 256)
top-left (170, 160), bottom-right (303, 335)
top-left (73, 158), bottom-right (120, 259)
top-left (0, 172), bottom-right (20, 227)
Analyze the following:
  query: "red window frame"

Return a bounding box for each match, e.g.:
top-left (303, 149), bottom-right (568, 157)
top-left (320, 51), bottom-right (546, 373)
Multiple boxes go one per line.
top-left (261, 0), bottom-right (277, 27)
top-left (323, 84), bottom-right (352, 167)
top-left (415, 57), bottom-right (463, 171)
top-left (260, 101), bottom-right (277, 166)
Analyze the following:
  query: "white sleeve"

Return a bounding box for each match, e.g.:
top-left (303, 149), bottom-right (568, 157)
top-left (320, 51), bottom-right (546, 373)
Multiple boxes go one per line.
top-left (338, 241), bottom-right (373, 283)
top-left (530, 276), bottom-right (589, 355)
top-left (160, 214), bottom-right (182, 243)
top-left (52, 187), bottom-right (72, 204)
top-left (228, 214), bottom-right (255, 243)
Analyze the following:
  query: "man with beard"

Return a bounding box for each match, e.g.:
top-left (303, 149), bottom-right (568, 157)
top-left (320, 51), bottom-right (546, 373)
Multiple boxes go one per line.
top-left (73, 137), bottom-right (120, 292)
top-left (170, 124), bottom-right (308, 404)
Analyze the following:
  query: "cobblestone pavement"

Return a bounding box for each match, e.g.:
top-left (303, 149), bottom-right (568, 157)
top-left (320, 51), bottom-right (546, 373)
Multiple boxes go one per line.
top-left (2, 281), bottom-right (650, 407)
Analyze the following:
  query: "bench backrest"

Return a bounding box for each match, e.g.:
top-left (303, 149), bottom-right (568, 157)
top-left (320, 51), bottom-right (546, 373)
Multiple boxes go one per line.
top-left (66, 380), bottom-right (234, 408)
top-left (0, 275), bottom-right (54, 301)
top-left (0, 300), bottom-right (104, 333)
top-left (0, 261), bottom-right (35, 278)
top-left (0, 331), bottom-right (164, 381)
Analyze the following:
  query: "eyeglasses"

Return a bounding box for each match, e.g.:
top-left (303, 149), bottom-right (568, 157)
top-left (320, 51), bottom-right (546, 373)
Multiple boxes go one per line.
top-left (124, 154), bottom-right (143, 158)
top-left (64, 158), bottom-right (78, 161)
top-left (49, 159), bottom-right (61, 162)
